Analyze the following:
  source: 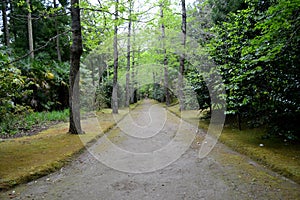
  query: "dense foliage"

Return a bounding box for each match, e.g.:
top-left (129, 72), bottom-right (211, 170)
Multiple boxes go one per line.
top-left (1, 0), bottom-right (299, 141)
top-left (206, 0), bottom-right (300, 140)
top-left (0, 0), bottom-right (70, 136)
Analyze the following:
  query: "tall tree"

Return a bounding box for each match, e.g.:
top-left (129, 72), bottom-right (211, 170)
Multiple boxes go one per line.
top-left (125, 0), bottom-right (133, 107)
top-left (178, 0), bottom-right (186, 110)
top-left (160, 0), bottom-right (171, 106)
top-left (112, 0), bottom-right (119, 114)
top-left (1, 0), bottom-right (9, 46)
top-left (69, 0), bottom-right (83, 134)
top-left (130, 20), bottom-right (136, 104)
top-left (53, 0), bottom-right (62, 62)
top-left (26, 0), bottom-right (34, 58)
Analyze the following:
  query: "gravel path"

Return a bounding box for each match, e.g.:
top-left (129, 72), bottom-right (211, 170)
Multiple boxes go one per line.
top-left (1, 100), bottom-right (299, 200)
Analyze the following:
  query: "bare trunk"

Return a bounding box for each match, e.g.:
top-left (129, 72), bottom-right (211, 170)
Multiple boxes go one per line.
top-left (112, 0), bottom-right (119, 114)
top-left (27, 0), bottom-right (34, 59)
top-left (54, 0), bottom-right (62, 62)
top-left (106, 62), bottom-right (109, 80)
top-left (69, 0), bottom-right (83, 134)
top-left (10, 0), bottom-right (17, 42)
top-left (2, 0), bottom-right (9, 46)
top-left (97, 57), bottom-right (104, 85)
top-left (130, 21), bottom-right (136, 104)
top-left (91, 60), bottom-right (95, 87)
top-left (125, 0), bottom-right (132, 107)
top-left (178, 0), bottom-right (186, 111)
top-left (160, 2), bottom-right (170, 106)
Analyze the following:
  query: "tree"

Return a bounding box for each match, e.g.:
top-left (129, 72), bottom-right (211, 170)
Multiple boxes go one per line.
top-left (112, 0), bottom-right (119, 113)
top-left (208, 0), bottom-right (247, 24)
top-left (130, 20), bottom-right (137, 104)
top-left (53, 0), bottom-right (62, 62)
top-left (125, 0), bottom-right (133, 107)
top-left (178, 0), bottom-right (186, 110)
top-left (160, 0), bottom-right (171, 106)
top-left (207, 0), bottom-right (300, 140)
top-left (1, 0), bottom-right (9, 46)
top-left (69, 0), bottom-right (83, 134)
top-left (26, 0), bottom-right (34, 58)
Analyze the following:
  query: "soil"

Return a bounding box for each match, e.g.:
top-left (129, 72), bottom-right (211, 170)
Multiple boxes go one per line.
top-left (1, 100), bottom-right (299, 200)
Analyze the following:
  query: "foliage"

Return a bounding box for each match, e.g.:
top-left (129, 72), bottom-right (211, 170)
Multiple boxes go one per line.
top-left (208, 0), bottom-right (247, 23)
top-left (0, 109), bottom-right (68, 137)
top-left (8, 0), bottom-right (70, 61)
top-left (1, 0), bottom-right (298, 142)
top-left (207, 0), bottom-right (300, 140)
top-left (0, 51), bottom-right (69, 137)
top-left (0, 52), bottom-right (32, 121)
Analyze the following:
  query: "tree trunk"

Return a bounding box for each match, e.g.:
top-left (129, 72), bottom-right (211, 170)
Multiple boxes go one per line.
top-left (96, 57), bottom-right (104, 85)
top-left (130, 20), bottom-right (136, 104)
top-left (125, 0), bottom-right (132, 107)
top-left (160, 2), bottom-right (170, 106)
top-left (91, 60), bottom-right (95, 87)
top-left (26, 0), bottom-right (34, 59)
top-left (53, 0), bottom-right (62, 62)
top-left (2, 0), bottom-right (9, 46)
top-left (178, 0), bottom-right (186, 111)
top-left (112, 0), bottom-right (119, 114)
top-left (69, 0), bottom-right (83, 134)
top-left (9, 0), bottom-right (17, 42)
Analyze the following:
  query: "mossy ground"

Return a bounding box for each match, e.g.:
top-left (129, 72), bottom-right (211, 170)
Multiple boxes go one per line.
top-left (168, 104), bottom-right (300, 184)
top-left (0, 103), bottom-right (139, 191)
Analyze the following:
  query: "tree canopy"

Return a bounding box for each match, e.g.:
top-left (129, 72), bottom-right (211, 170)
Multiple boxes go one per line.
top-left (1, 0), bottom-right (299, 141)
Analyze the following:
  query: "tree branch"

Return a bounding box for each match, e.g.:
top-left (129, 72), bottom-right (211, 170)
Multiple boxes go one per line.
top-left (3, 31), bottom-right (69, 66)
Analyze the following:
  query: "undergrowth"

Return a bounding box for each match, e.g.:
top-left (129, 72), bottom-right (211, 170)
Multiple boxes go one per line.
top-left (0, 109), bottom-right (69, 137)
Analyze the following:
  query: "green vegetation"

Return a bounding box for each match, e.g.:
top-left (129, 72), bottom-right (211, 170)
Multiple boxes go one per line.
top-left (0, 0), bottom-right (299, 190)
top-left (0, 109), bottom-right (68, 137)
top-left (168, 103), bottom-right (300, 184)
top-left (1, 0), bottom-right (298, 140)
top-left (0, 105), bottom-right (135, 190)
top-left (205, 0), bottom-right (300, 140)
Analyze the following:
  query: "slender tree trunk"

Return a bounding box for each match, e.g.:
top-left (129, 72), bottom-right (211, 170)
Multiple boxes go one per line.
top-left (91, 60), bottom-right (95, 87)
top-left (106, 62), bottom-right (109, 80)
top-left (53, 0), bottom-right (62, 62)
top-left (26, 0), bottom-right (34, 59)
top-left (160, 2), bottom-right (170, 106)
top-left (112, 0), bottom-right (119, 114)
top-left (2, 0), bottom-right (9, 46)
top-left (69, 0), bottom-right (83, 134)
top-left (153, 72), bottom-right (156, 99)
top-left (9, 0), bottom-right (17, 42)
top-left (97, 58), bottom-right (103, 85)
top-left (130, 21), bottom-right (136, 104)
top-left (178, 0), bottom-right (186, 111)
top-left (125, 0), bottom-right (132, 107)
top-left (136, 46), bottom-right (141, 100)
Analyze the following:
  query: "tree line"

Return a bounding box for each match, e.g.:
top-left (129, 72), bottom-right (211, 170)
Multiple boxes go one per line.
top-left (1, 0), bottom-right (299, 141)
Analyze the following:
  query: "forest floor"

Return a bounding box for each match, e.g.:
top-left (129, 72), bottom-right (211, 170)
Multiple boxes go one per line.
top-left (0, 99), bottom-right (300, 199)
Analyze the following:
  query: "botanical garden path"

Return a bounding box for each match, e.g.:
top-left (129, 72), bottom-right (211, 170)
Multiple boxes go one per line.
top-left (1, 100), bottom-right (299, 199)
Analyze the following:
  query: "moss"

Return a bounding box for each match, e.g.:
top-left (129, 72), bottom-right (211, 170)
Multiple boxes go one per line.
top-left (0, 105), bottom-right (136, 191)
top-left (167, 104), bottom-right (300, 184)
top-left (211, 146), bottom-right (300, 199)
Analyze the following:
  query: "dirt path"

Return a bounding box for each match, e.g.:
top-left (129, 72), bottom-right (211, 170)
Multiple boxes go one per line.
top-left (1, 100), bottom-right (299, 199)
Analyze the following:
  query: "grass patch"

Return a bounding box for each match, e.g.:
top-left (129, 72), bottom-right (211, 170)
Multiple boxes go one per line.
top-left (167, 104), bottom-right (300, 184)
top-left (0, 103), bottom-right (141, 191)
top-left (0, 109), bottom-right (69, 138)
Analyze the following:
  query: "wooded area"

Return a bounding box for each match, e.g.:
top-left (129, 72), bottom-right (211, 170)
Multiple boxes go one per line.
top-left (0, 0), bottom-right (299, 141)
